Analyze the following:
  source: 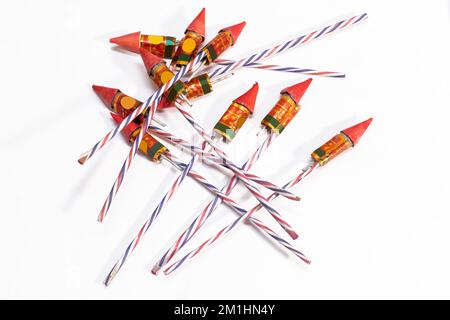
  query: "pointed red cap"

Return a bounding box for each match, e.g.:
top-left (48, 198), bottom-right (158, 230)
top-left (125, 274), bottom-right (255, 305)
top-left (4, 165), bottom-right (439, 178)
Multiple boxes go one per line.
top-left (92, 85), bottom-right (119, 107)
top-left (281, 78), bottom-right (313, 105)
top-left (140, 48), bottom-right (164, 73)
top-left (110, 112), bottom-right (140, 139)
top-left (110, 31), bottom-right (141, 53)
top-left (341, 118), bottom-right (373, 146)
top-left (221, 21), bottom-right (246, 43)
top-left (234, 82), bottom-right (259, 113)
top-left (186, 8), bottom-right (205, 37)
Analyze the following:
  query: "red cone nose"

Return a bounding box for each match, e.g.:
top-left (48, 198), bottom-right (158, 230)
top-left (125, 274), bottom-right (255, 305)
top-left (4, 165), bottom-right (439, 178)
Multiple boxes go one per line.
top-left (221, 21), bottom-right (246, 43)
top-left (281, 78), bottom-right (313, 105)
top-left (234, 82), bottom-right (259, 113)
top-left (110, 112), bottom-right (140, 139)
top-left (341, 118), bottom-right (373, 145)
top-left (186, 8), bottom-right (205, 37)
top-left (140, 48), bottom-right (164, 73)
top-left (110, 31), bottom-right (141, 53)
top-left (92, 85), bottom-right (119, 107)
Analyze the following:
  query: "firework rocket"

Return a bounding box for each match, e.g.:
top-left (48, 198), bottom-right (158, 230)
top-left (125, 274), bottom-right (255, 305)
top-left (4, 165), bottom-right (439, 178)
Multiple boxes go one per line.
top-left (171, 8), bottom-right (206, 68)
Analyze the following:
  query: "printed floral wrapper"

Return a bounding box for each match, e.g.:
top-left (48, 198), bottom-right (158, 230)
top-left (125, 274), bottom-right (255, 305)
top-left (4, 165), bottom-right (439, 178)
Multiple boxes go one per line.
top-left (171, 32), bottom-right (204, 66)
top-left (261, 94), bottom-right (300, 134)
top-left (311, 133), bottom-right (352, 166)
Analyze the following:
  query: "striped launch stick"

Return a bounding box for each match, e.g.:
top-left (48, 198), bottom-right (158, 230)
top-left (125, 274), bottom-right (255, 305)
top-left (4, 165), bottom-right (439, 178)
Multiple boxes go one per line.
top-left (215, 60), bottom-right (346, 78)
top-left (152, 132), bottom-right (275, 274)
top-left (208, 13), bottom-right (368, 79)
top-left (163, 161), bottom-right (319, 275)
top-left (148, 125), bottom-right (222, 162)
top-left (93, 54), bottom-right (207, 222)
top-left (175, 106), bottom-right (300, 202)
top-left (104, 153), bottom-right (198, 286)
top-left (103, 147), bottom-right (295, 286)
top-left (175, 105), bottom-right (300, 239)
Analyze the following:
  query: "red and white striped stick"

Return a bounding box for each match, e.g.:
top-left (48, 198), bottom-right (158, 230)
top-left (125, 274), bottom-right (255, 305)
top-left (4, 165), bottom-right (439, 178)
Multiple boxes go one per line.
top-left (78, 51), bottom-right (206, 166)
top-left (214, 60), bottom-right (345, 78)
top-left (164, 117), bottom-right (375, 274)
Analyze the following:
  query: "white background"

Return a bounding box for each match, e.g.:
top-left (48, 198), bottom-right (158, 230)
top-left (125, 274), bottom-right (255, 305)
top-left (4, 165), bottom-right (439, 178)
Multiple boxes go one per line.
top-left (0, 0), bottom-right (449, 299)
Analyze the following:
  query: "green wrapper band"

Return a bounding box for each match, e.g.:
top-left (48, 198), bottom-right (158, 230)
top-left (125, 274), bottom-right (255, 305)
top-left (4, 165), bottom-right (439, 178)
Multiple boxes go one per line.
top-left (166, 81), bottom-right (185, 102)
top-left (213, 122), bottom-right (236, 141)
top-left (198, 74), bottom-right (212, 94)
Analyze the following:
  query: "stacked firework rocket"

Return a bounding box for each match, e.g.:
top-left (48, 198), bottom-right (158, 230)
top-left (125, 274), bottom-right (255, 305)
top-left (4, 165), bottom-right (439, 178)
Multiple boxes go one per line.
top-left (79, 8), bottom-right (373, 286)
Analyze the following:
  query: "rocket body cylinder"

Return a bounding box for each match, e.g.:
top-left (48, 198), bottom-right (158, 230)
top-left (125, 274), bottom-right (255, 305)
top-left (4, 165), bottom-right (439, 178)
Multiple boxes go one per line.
top-left (311, 133), bottom-right (353, 166)
top-left (261, 94), bottom-right (300, 134)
